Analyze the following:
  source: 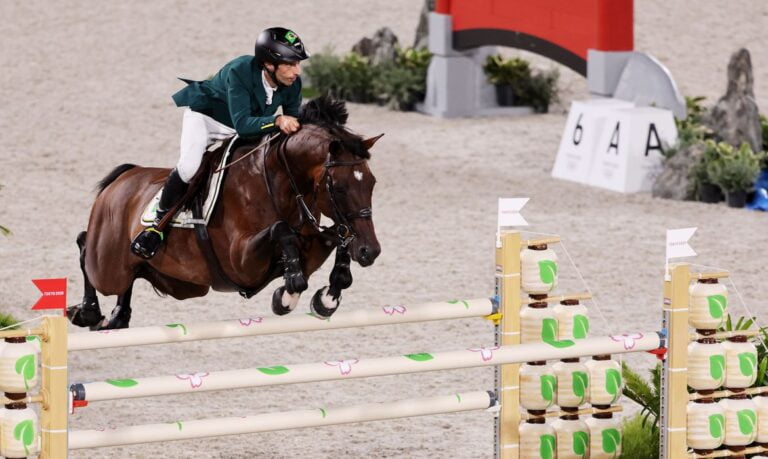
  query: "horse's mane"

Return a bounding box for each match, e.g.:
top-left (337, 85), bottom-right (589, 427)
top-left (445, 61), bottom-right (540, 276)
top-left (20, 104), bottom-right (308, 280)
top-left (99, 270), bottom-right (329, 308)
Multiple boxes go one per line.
top-left (298, 96), bottom-right (370, 159)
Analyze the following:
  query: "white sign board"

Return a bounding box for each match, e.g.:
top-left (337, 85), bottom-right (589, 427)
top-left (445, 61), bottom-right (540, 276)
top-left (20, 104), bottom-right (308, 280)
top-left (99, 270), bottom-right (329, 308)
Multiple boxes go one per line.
top-left (587, 106), bottom-right (677, 193)
top-left (552, 98), bottom-right (635, 184)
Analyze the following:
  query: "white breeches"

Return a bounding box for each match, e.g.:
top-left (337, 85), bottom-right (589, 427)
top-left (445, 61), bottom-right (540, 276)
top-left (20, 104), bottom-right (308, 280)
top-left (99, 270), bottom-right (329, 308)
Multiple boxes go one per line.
top-left (177, 109), bottom-right (236, 183)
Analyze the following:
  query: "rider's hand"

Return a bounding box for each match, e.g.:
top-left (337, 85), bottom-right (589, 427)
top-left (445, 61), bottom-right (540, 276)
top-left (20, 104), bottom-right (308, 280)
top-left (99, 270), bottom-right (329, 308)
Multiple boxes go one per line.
top-left (275, 115), bottom-right (300, 134)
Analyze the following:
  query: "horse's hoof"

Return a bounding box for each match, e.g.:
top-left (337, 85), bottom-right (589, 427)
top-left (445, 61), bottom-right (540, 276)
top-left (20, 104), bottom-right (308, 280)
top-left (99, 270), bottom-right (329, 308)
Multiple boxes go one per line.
top-left (310, 287), bottom-right (340, 318)
top-left (284, 270), bottom-right (308, 294)
top-left (272, 287), bottom-right (300, 316)
top-left (98, 305), bottom-right (131, 330)
top-left (66, 300), bottom-right (104, 328)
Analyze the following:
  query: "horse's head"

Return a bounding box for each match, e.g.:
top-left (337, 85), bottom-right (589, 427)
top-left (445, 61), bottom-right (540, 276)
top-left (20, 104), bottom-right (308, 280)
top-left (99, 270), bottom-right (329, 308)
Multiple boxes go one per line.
top-left (315, 133), bottom-right (382, 267)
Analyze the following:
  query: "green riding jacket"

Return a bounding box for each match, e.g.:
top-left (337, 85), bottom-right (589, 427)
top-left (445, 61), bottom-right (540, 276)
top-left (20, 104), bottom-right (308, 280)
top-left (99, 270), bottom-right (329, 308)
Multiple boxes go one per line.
top-left (171, 55), bottom-right (302, 137)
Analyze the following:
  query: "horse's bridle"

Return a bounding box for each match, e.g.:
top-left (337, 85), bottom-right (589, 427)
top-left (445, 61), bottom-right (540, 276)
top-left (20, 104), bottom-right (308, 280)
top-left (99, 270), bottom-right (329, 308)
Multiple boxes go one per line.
top-left (263, 136), bottom-right (372, 248)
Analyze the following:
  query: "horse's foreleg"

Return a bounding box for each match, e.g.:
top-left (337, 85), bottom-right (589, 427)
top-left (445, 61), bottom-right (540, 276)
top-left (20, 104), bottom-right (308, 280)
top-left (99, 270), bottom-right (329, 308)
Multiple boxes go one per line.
top-left (98, 280), bottom-right (134, 330)
top-left (67, 231), bottom-right (105, 328)
top-left (310, 245), bottom-right (352, 318)
top-left (270, 222), bottom-right (308, 315)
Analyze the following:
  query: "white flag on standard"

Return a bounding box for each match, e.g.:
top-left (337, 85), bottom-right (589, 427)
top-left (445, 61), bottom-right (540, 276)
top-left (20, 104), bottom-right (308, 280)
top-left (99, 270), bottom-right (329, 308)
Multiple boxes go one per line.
top-left (666, 227), bottom-right (697, 260)
top-left (497, 198), bottom-right (529, 247)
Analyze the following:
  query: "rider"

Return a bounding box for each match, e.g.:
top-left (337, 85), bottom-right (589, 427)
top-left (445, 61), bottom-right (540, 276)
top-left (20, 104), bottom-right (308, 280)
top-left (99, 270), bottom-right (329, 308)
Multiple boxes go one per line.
top-left (130, 27), bottom-right (309, 259)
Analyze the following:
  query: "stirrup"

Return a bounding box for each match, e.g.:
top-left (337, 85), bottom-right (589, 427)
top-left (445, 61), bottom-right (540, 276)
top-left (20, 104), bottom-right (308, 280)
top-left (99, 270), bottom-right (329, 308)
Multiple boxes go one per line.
top-left (130, 226), bottom-right (165, 259)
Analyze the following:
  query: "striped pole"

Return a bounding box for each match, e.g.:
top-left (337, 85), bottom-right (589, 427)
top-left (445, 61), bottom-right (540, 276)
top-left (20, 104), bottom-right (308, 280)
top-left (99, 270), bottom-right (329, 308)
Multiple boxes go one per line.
top-left (72, 333), bottom-right (661, 403)
top-left (69, 391), bottom-right (494, 450)
top-left (68, 299), bottom-right (495, 351)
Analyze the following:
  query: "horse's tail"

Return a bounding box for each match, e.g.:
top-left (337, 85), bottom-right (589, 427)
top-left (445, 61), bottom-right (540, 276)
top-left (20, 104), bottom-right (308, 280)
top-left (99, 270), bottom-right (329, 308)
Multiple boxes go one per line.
top-left (96, 164), bottom-right (137, 195)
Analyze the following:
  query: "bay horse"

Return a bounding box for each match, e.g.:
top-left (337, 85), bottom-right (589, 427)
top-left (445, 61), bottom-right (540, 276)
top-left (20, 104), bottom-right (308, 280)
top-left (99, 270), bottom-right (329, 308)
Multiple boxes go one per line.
top-left (67, 97), bottom-right (381, 330)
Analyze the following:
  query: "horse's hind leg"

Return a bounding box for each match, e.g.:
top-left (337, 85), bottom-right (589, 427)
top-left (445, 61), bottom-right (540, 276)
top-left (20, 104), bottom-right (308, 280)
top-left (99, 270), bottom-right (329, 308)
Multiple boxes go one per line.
top-left (311, 245), bottom-right (352, 318)
top-left (67, 231), bottom-right (106, 328)
top-left (98, 280), bottom-right (134, 330)
top-left (270, 221), bottom-right (308, 316)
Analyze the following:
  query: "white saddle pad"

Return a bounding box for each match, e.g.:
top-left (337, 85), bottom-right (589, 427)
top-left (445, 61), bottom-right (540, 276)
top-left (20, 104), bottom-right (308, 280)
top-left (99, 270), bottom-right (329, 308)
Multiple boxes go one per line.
top-left (140, 137), bottom-right (236, 229)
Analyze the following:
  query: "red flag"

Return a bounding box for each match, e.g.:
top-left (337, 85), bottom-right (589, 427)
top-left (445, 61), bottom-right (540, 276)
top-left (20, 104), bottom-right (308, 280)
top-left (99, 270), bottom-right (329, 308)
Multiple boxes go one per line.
top-left (31, 278), bottom-right (67, 314)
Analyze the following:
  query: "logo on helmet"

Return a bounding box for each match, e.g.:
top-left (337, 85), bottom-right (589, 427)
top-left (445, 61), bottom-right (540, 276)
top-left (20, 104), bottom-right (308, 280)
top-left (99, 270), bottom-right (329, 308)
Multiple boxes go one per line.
top-left (285, 31), bottom-right (298, 44)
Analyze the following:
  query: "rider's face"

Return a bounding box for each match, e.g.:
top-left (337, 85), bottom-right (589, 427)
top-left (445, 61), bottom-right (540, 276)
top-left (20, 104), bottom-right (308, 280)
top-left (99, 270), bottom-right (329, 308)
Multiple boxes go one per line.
top-left (265, 61), bottom-right (302, 86)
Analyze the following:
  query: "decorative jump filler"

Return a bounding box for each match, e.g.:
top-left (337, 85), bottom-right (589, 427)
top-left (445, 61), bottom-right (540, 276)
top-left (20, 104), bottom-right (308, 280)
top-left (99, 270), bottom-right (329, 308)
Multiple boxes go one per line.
top-left (0, 229), bottom-right (763, 458)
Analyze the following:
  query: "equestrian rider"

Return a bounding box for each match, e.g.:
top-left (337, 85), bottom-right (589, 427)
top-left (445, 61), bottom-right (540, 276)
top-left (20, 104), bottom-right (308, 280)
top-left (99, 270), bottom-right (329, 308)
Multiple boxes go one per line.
top-left (130, 27), bottom-right (309, 259)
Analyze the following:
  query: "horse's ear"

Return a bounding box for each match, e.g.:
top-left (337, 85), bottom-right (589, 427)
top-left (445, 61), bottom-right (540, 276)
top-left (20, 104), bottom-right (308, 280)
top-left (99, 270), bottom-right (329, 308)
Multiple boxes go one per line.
top-left (362, 133), bottom-right (384, 150)
top-left (329, 140), bottom-right (343, 157)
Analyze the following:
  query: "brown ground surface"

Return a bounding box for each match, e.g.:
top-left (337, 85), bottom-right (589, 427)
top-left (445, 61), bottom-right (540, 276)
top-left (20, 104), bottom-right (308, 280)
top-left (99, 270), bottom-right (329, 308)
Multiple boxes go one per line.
top-left (1, 1), bottom-right (767, 457)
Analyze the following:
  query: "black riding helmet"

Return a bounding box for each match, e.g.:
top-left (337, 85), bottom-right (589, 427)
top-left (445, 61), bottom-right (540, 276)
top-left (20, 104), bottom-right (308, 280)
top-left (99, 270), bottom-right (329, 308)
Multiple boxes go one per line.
top-left (255, 27), bottom-right (309, 65)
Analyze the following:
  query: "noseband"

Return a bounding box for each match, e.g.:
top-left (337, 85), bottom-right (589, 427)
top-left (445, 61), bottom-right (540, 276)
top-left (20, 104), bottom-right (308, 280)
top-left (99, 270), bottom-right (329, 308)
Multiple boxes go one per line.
top-left (264, 137), bottom-right (371, 248)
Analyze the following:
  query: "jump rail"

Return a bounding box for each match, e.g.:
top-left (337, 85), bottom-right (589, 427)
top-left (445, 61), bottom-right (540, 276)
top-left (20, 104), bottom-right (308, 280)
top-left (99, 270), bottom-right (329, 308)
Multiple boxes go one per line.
top-left (68, 298), bottom-right (495, 351)
top-left (71, 333), bottom-right (661, 402)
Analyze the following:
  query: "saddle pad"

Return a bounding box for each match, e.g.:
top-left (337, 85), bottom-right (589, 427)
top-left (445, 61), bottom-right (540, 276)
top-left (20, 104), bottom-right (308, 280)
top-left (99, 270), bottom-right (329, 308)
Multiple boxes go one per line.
top-left (140, 136), bottom-right (236, 229)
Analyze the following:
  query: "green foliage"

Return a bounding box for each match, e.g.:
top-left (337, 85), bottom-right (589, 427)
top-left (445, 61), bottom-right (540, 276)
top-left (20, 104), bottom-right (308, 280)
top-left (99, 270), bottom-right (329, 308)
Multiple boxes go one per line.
top-left (621, 415), bottom-right (659, 458)
top-left (705, 141), bottom-right (764, 192)
top-left (622, 362), bottom-right (661, 432)
top-left (760, 114), bottom-right (768, 152)
top-left (483, 54), bottom-right (559, 113)
top-left (664, 95), bottom-right (712, 161)
top-left (483, 55), bottom-right (531, 88)
top-left (303, 46), bottom-right (431, 111)
top-left (0, 312), bottom-right (20, 329)
top-left (719, 314), bottom-right (768, 387)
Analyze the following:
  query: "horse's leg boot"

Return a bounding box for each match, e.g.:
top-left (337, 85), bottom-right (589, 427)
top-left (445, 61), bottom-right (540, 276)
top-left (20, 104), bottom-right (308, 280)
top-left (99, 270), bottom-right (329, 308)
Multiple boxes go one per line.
top-left (130, 169), bottom-right (188, 259)
top-left (271, 222), bottom-right (308, 294)
top-left (311, 247), bottom-right (352, 318)
top-left (67, 297), bottom-right (104, 328)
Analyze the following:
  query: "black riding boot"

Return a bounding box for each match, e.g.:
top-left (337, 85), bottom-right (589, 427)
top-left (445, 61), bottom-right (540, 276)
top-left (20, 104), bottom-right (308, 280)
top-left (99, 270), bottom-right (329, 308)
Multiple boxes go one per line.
top-left (130, 169), bottom-right (189, 259)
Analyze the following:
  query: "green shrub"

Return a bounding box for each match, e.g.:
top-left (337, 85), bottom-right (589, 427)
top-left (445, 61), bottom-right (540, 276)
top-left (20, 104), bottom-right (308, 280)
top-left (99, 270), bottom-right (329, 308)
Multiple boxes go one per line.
top-left (0, 312), bottom-right (19, 329)
top-left (621, 415), bottom-right (659, 458)
top-left (482, 54), bottom-right (559, 113)
top-left (760, 114), bottom-right (768, 152)
top-left (304, 47), bottom-right (431, 110)
top-left (705, 141), bottom-right (764, 192)
top-left (622, 362), bottom-right (661, 433)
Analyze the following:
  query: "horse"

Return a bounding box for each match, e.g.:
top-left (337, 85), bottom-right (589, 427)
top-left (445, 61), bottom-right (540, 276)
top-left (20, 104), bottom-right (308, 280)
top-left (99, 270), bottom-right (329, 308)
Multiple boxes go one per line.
top-left (67, 96), bottom-right (382, 330)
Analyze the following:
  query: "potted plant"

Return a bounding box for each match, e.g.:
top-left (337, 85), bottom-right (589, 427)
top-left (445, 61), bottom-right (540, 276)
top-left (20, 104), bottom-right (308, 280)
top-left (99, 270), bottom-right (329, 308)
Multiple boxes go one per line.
top-left (706, 141), bottom-right (764, 208)
top-left (689, 141), bottom-right (723, 203)
top-left (483, 54), bottom-right (531, 106)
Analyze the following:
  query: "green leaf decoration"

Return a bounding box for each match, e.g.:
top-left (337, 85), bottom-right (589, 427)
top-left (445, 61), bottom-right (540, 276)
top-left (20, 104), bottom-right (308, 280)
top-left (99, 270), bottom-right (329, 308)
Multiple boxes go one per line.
top-left (165, 323), bottom-right (188, 335)
top-left (709, 413), bottom-right (725, 439)
top-left (175, 421), bottom-right (183, 431)
top-left (737, 409), bottom-right (756, 435)
top-left (13, 419), bottom-right (35, 456)
top-left (602, 428), bottom-right (621, 454)
top-left (545, 339), bottom-right (576, 349)
top-left (257, 366), bottom-right (290, 375)
top-left (455, 394), bottom-right (462, 403)
top-left (710, 355), bottom-right (725, 382)
top-left (447, 300), bottom-right (470, 309)
top-left (405, 353), bottom-right (434, 362)
top-left (106, 378), bottom-right (139, 388)
top-left (540, 375), bottom-right (557, 403)
top-left (541, 318), bottom-right (559, 343)
top-left (539, 433), bottom-right (556, 459)
top-left (605, 368), bottom-right (622, 402)
top-left (14, 354), bottom-right (36, 391)
top-left (25, 336), bottom-right (40, 344)
top-left (572, 371), bottom-right (589, 404)
top-left (707, 294), bottom-right (727, 319)
top-left (572, 430), bottom-right (589, 457)
top-left (320, 408), bottom-right (327, 418)
top-left (573, 315), bottom-right (589, 339)
top-left (538, 260), bottom-right (558, 285)
top-left (738, 352), bottom-right (757, 377)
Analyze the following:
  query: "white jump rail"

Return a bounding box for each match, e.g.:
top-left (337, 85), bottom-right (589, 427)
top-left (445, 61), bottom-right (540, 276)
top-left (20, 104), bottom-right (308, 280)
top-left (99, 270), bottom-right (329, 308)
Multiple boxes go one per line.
top-left (68, 298), bottom-right (495, 351)
top-left (71, 332), bottom-right (661, 403)
top-left (69, 390), bottom-right (495, 449)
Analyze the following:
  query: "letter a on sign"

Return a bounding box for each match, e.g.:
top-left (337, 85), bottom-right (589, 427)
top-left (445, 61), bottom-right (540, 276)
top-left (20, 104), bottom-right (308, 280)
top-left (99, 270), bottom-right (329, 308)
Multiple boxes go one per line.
top-left (645, 123), bottom-right (664, 157)
top-left (607, 122), bottom-right (620, 155)
top-left (31, 278), bottom-right (67, 314)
